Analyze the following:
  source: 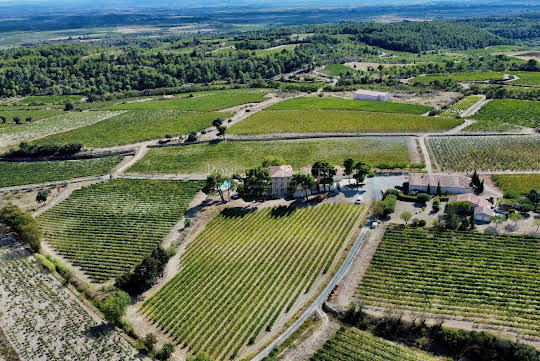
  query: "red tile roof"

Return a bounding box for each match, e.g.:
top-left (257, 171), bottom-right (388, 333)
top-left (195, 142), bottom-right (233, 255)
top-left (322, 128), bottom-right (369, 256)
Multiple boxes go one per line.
top-left (269, 165), bottom-right (293, 178)
top-left (410, 173), bottom-right (470, 189)
top-left (449, 193), bottom-right (491, 208)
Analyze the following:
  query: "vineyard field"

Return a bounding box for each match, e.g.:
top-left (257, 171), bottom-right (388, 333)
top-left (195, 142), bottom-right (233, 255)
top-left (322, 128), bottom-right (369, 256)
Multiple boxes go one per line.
top-left (0, 235), bottom-right (144, 361)
top-left (229, 110), bottom-right (461, 134)
top-left (0, 110), bottom-right (62, 124)
top-left (466, 99), bottom-right (540, 130)
top-left (311, 327), bottom-right (444, 361)
top-left (37, 179), bottom-right (202, 282)
top-left (33, 110), bottom-right (230, 147)
top-left (142, 204), bottom-right (364, 360)
top-left (101, 90), bottom-right (269, 111)
top-left (428, 135), bottom-right (540, 171)
top-left (491, 174), bottom-right (540, 194)
top-left (511, 71), bottom-right (540, 85)
top-left (269, 97), bottom-right (431, 115)
top-left (412, 71), bottom-right (505, 84)
top-left (18, 95), bottom-right (85, 105)
top-left (129, 137), bottom-right (416, 174)
top-left (0, 156), bottom-right (123, 187)
top-left (320, 64), bottom-right (358, 77)
top-left (356, 227), bottom-right (540, 340)
top-left (440, 95), bottom-right (482, 117)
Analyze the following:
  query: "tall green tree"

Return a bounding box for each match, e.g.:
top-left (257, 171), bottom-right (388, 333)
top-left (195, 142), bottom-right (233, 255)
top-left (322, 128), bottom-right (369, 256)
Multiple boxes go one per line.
top-left (202, 172), bottom-right (227, 202)
top-left (311, 161), bottom-right (336, 193)
top-left (343, 158), bottom-right (354, 183)
top-left (353, 161), bottom-right (370, 185)
top-left (288, 172), bottom-right (314, 200)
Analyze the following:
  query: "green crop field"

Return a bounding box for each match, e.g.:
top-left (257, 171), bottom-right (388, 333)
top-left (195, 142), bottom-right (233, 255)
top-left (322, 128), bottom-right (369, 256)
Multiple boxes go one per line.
top-left (428, 135), bottom-right (540, 171)
top-left (142, 204), bottom-right (364, 360)
top-left (491, 174), bottom-right (540, 194)
top-left (320, 64), bottom-right (358, 77)
top-left (511, 71), bottom-right (540, 85)
top-left (0, 156), bottom-right (123, 187)
top-left (0, 110), bottom-right (62, 125)
top-left (440, 95), bottom-right (482, 117)
top-left (33, 110), bottom-right (230, 147)
top-left (357, 227), bottom-right (540, 339)
top-left (412, 71), bottom-right (506, 84)
top-left (311, 327), bottom-right (444, 361)
top-left (128, 137), bottom-right (417, 174)
top-left (18, 95), bottom-right (85, 105)
top-left (37, 179), bottom-right (202, 282)
top-left (269, 97), bottom-right (431, 114)
top-left (0, 111), bottom-right (123, 149)
top-left (101, 91), bottom-right (269, 111)
top-left (230, 110), bottom-right (461, 134)
top-left (466, 99), bottom-right (540, 130)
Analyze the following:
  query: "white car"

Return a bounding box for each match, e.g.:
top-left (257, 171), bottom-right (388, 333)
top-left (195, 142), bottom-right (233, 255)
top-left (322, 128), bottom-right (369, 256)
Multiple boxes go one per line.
top-left (354, 198), bottom-right (362, 205)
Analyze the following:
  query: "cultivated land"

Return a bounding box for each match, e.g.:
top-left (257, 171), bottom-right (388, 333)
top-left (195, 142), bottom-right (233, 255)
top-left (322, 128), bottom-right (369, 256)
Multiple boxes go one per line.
top-left (428, 135), bottom-right (540, 171)
top-left (268, 97), bottom-right (432, 115)
top-left (17, 95), bottom-right (85, 105)
top-left (142, 204), bottom-right (364, 360)
top-left (412, 71), bottom-right (506, 84)
top-left (491, 174), bottom-right (540, 194)
top-left (33, 110), bottom-right (230, 147)
top-left (128, 137), bottom-right (417, 175)
top-left (0, 156), bottom-right (123, 187)
top-left (440, 95), bottom-right (482, 117)
top-left (356, 227), bottom-right (540, 340)
top-left (37, 179), bottom-right (202, 282)
top-left (100, 91), bottom-right (269, 111)
top-left (311, 327), bottom-right (445, 361)
top-left (466, 99), bottom-right (540, 130)
top-left (320, 64), bottom-right (358, 77)
top-left (511, 71), bottom-right (540, 85)
top-left (229, 110), bottom-right (461, 134)
top-left (0, 235), bottom-right (143, 361)
top-left (0, 111), bottom-right (123, 149)
top-left (0, 110), bottom-right (62, 123)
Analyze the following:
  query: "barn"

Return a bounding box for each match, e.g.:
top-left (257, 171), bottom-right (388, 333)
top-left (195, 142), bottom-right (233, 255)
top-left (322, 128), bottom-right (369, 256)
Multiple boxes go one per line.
top-left (353, 89), bottom-right (393, 102)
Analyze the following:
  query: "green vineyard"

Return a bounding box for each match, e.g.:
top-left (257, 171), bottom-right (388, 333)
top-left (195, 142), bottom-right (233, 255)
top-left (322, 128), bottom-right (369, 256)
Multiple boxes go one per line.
top-left (142, 204), bottom-right (364, 360)
top-left (311, 327), bottom-right (444, 361)
top-left (356, 227), bottom-right (540, 339)
top-left (37, 179), bottom-right (202, 282)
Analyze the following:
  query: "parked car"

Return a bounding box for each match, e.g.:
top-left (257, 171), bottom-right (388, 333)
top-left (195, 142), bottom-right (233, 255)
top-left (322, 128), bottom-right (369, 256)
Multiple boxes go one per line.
top-left (355, 198), bottom-right (362, 205)
top-left (231, 193), bottom-right (239, 200)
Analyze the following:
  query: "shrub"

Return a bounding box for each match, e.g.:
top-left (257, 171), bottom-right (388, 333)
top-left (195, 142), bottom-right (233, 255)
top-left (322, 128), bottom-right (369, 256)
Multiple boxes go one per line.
top-left (99, 290), bottom-right (131, 326)
top-left (156, 342), bottom-right (175, 361)
top-left (187, 131), bottom-right (198, 142)
top-left (418, 219), bottom-right (426, 227)
top-left (0, 204), bottom-right (41, 252)
top-left (36, 189), bottom-right (51, 203)
top-left (143, 333), bottom-right (157, 352)
top-left (417, 193), bottom-right (430, 203)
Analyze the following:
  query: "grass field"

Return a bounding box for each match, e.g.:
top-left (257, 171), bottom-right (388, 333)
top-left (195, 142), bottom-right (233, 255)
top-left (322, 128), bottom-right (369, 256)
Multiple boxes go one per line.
top-left (128, 137), bottom-right (417, 174)
top-left (511, 71), bottom-right (540, 86)
top-left (18, 95), bottom-right (85, 105)
top-left (311, 327), bottom-right (444, 361)
top-left (491, 174), bottom-right (540, 194)
top-left (412, 71), bottom-right (506, 84)
top-left (356, 227), bottom-right (540, 339)
top-left (0, 111), bottom-right (122, 149)
top-left (0, 110), bottom-right (62, 125)
top-left (101, 91), bottom-right (269, 111)
top-left (0, 156), bottom-right (123, 187)
top-left (320, 64), bottom-right (358, 77)
top-left (229, 110), bottom-right (461, 134)
top-left (37, 179), bottom-right (202, 282)
top-left (0, 235), bottom-right (141, 361)
top-left (269, 97), bottom-right (431, 115)
top-left (255, 44), bottom-right (298, 56)
top-left (141, 204), bottom-right (364, 360)
top-left (33, 110), bottom-right (230, 147)
top-left (428, 135), bottom-right (540, 171)
top-left (440, 95), bottom-right (482, 117)
top-left (466, 99), bottom-right (540, 130)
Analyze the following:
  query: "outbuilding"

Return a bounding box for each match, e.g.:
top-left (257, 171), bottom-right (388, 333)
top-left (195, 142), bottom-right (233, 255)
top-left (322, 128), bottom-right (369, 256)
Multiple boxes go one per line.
top-left (409, 173), bottom-right (471, 195)
top-left (473, 206), bottom-right (496, 222)
top-left (353, 89), bottom-right (393, 102)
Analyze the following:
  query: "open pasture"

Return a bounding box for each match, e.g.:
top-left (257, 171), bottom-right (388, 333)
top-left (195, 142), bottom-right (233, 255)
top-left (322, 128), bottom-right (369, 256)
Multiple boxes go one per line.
top-left (412, 71), bottom-right (506, 84)
top-left (229, 110), bottom-right (461, 134)
top-left (491, 174), bottom-right (540, 194)
top-left (428, 135), bottom-right (540, 171)
top-left (356, 227), bottom-right (540, 340)
top-left (440, 95), bottom-right (482, 117)
top-left (269, 97), bottom-right (431, 114)
top-left (101, 90), bottom-right (269, 111)
top-left (128, 137), bottom-right (417, 175)
top-left (37, 179), bottom-right (202, 282)
top-left (466, 99), bottom-right (540, 130)
top-left (0, 235), bottom-right (143, 361)
top-left (142, 204), bottom-right (364, 360)
top-left (311, 327), bottom-right (444, 361)
top-left (320, 64), bottom-right (358, 77)
top-left (33, 110), bottom-right (229, 147)
top-left (0, 156), bottom-right (123, 188)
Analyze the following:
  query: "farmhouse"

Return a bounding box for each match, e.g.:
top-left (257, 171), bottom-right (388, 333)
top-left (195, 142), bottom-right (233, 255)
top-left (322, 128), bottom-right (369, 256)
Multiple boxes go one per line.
top-left (409, 173), bottom-right (471, 195)
top-left (269, 165), bottom-right (293, 197)
top-left (473, 206), bottom-right (496, 222)
top-left (449, 193), bottom-right (495, 221)
top-left (353, 89), bottom-right (393, 102)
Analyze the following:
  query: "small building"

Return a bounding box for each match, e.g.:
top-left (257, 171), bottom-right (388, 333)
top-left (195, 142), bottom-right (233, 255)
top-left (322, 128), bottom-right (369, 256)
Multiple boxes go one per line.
top-left (409, 173), bottom-right (471, 195)
top-left (353, 89), bottom-right (393, 102)
top-left (448, 193), bottom-right (491, 208)
top-left (473, 206), bottom-right (495, 222)
top-left (269, 165), bottom-right (293, 197)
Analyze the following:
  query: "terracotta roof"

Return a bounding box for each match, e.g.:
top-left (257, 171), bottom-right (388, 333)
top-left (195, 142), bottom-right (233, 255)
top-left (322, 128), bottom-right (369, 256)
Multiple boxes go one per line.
top-left (269, 165), bottom-right (293, 178)
top-left (409, 173), bottom-right (470, 190)
top-left (448, 193), bottom-right (491, 208)
top-left (474, 206), bottom-right (495, 217)
top-left (354, 89), bottom-right (392, 97)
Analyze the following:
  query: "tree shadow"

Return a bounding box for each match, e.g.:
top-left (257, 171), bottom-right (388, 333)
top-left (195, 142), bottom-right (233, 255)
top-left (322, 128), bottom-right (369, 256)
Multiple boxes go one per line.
top-left (220, 207), bottom-right (257, 219)
top-left (270, 205), bottom-right (297, 218)
top-left (85, 323), bottom-right (114, 338)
